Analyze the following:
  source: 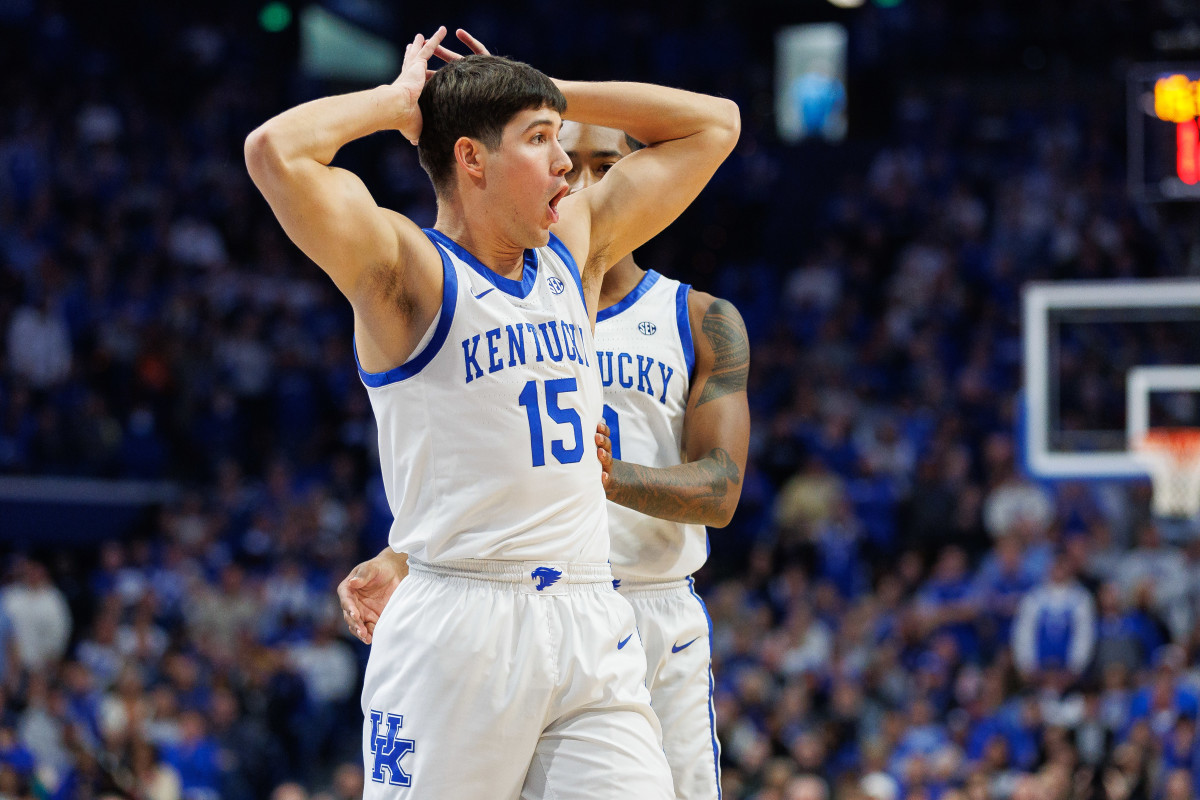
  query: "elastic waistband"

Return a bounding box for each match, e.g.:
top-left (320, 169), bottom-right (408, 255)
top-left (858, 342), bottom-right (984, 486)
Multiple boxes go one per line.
top-left (615, 577), bottom-right (693, 598)
top-left (407, 557), bottom-right (613, 593)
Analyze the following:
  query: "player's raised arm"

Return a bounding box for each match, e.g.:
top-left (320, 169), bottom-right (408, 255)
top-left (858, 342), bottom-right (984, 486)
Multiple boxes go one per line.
top-left (244, 28), bottom-right (448, 303)
top-left (603, 291), bottom-right (750, 527)
top-left (553, 81), bottom-right (740, 280)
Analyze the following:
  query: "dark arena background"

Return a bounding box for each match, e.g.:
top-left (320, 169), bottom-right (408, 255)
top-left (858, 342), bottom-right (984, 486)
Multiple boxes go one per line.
top-left (5, 1), bottom-right (1200, 798)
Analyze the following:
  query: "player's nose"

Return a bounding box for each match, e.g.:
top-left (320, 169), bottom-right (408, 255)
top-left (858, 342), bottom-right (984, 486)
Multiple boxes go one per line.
top-left (550, 140), bottom-right (571, 177)
top-left (574, 169), bottom-right (599, 191)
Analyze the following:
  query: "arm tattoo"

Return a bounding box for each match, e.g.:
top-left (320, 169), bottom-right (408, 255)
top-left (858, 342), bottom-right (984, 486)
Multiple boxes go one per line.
top-left (606, 448), bottom-right (741, 526)
top-left (695, 299), bottom-right (749, 407)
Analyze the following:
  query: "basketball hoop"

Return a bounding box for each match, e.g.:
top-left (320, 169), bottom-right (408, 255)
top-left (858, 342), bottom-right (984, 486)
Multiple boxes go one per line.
top-left (1132, 428), bottom-right (1200, 519)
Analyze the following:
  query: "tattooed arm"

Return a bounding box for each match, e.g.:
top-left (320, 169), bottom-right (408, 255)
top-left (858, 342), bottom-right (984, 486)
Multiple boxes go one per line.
top-left (604, 291), bottom-right (750, 527)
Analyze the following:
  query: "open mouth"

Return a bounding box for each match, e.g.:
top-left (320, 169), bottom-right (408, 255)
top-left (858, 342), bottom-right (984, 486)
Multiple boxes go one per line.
top-left (547, 184), bottom-right (569, 224)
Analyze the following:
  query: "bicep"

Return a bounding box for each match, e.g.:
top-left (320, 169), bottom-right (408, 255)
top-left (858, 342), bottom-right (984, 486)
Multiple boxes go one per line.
top-left (246, 142), bottom-right (407, 299)
top-left (682, 296), bottom-right (750, 470)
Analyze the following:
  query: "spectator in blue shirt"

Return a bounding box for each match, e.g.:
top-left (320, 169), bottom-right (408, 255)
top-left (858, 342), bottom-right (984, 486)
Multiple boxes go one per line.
top-left (916, 546), bottom-right (981, 662)
top-left (975, 536), bottom-right (1036, 657)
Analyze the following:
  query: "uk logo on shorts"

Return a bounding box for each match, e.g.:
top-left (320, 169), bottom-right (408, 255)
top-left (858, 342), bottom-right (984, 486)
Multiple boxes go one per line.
top-left (531, 566), bottom-right (563, 591)
top-left (547, 277), bottom-right (565, 295)
top-left (369, 710), bottom-right (416, 786)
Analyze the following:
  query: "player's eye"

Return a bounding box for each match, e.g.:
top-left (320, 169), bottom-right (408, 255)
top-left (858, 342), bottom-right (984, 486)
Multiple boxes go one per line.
top-left (598, 162), bottom-right (616, 174)
top-left (532, 133), bottom-right (546, 144)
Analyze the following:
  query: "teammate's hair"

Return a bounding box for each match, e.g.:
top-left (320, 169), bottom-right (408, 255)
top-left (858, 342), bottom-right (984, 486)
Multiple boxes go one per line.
top-left (418, 54), bottom-right (566, 194)
top-left (624, 134), bottom-right (645, 153)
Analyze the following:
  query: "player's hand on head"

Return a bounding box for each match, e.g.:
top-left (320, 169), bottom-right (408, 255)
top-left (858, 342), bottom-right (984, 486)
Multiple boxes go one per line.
top-left (393, 26), bottom-right (448, 145)
top-left (595, 421), bottom-right (613, 490)
top-left (432, 29), bottom-right (491, 67)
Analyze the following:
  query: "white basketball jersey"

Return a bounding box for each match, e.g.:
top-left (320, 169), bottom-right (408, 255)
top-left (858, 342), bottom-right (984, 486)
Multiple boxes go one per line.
top-left (358, 229), bottom-right (608, 564)
top-left (595, 270), bottom-right (707, 581)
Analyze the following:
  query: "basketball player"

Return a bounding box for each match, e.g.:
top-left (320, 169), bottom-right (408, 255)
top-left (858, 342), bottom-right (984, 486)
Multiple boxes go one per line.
top-left (246, 26), bottom-right (739, 800)
top-left (340, 120), bottom-right (750, 800)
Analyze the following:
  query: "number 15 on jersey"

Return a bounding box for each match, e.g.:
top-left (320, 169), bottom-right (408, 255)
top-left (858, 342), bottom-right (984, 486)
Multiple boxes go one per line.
top-left (519, 378), bottom-right (585, 467)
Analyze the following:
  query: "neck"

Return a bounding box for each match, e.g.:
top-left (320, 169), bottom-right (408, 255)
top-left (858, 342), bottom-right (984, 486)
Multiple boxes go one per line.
top-left (434, 194), bottom-right (527, 278)
top-left (598, 254), bottom-right (646, 311)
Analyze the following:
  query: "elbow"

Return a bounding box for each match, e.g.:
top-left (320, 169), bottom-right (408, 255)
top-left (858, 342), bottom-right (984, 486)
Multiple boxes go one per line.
top-left (711, 98), bottom-right (741, 153)
top-left (706, 490), bottom-right (743, 529)
top-left (244, 125), bottom-right (285, 183)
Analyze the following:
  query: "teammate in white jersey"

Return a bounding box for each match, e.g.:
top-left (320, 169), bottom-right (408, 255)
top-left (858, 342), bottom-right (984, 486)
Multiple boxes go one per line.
top-left (339, 118), bottom-right (750, 800)
top-left (246, 26), bottom-right (739, 800)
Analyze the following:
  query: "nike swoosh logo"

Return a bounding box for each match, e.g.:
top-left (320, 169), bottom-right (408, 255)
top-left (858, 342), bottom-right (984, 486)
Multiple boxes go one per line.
top-left (671, 637), bottom-right (700, 653)
top-left (617, 634), bottom-right (633, 650)
top-left (474, 288), bottom-right (495, 299)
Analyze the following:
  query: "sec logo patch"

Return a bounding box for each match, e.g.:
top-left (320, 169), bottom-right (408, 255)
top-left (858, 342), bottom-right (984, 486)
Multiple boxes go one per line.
top-left (638, 321), bottom-right (657, 335)
top-left (547, 277), bottom-right (565, 295)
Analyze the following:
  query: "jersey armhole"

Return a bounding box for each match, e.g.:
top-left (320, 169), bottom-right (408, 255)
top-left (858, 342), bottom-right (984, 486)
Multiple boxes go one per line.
top-left (547, 233), bottom-right (587, 311)
top-left (676, 283), bottom-right (695, 380)
top-left (354, 240), bottom-right (459, 387)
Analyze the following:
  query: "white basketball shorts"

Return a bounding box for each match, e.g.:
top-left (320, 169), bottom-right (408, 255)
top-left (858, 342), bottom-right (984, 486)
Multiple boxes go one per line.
top-left (619, 577), bottom-right (722, 800)
top-left (361, 557), bottom-right (674, 800)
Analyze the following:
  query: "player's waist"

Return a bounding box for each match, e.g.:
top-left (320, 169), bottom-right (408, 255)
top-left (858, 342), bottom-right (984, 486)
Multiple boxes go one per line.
top-left (407, 556), bottom-right (613, 594)
top-left (613, 576), bottom-right (693, 598)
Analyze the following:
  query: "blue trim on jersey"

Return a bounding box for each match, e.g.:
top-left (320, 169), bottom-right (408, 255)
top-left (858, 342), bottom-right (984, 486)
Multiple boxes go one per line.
top-left (546, 233), bottom-right (586, 310)
top-left (686, 576), bottom-right (723, 799)
top-left (596, 270), bottom-right (662, 323)
top-left (354, 237), bottom-right (460, 387)
top-left (676, 283), bottom-right (695, 379)
top-left (423, 228), bottom-right (538, 299)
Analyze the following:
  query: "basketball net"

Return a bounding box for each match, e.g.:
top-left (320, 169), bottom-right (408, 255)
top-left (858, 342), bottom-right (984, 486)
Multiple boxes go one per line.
top-left (1132, 428), bottom-right (1200, 519)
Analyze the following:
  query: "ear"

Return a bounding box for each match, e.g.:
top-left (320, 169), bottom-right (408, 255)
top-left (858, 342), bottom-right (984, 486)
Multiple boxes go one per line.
top-left (453, 136), bottom-right (487, 180)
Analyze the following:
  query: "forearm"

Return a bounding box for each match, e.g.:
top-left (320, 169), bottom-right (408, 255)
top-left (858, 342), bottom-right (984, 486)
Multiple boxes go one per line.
top-left (605, 448), bottom-right (742, 527)
top-left (247, 85), bottom-right (408, 167)
top-left (555, 80), bottom-right (740, 148)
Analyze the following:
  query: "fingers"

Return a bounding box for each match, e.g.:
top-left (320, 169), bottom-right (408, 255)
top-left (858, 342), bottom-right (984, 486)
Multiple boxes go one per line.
top-left (339, 563), bottom-right (375, 642)
top-left (403, 27), bottom-right (447, 71)
top-left (419, 26), bottom-right (447, 59)
top-left (433, 44), bottom-right (465, 63)
top-left (594, 424), bottom-right (612, 461)
top-left (341, 599), bottom-right (369, 643)
top-left (456, 29), bottom-right (491, 55)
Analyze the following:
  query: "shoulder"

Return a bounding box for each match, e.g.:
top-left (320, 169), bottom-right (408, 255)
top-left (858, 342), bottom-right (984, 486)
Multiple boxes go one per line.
top-left (687, 290), bottom-right (749, 360)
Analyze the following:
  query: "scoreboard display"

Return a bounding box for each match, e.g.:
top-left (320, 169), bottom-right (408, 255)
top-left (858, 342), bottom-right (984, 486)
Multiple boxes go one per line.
top-left (1129, 64), bottom-right (1200, 202)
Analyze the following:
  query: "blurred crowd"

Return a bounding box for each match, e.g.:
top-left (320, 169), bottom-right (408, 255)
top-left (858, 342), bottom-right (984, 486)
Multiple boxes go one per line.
top-left (3, 1), bottom-right (1200, 799)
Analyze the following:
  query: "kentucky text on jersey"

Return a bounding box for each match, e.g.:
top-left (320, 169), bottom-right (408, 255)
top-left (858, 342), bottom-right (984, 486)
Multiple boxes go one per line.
top-left (461, 319), bottom-right (591, 383)
top-left (595, 350), bottom-right (677, 405)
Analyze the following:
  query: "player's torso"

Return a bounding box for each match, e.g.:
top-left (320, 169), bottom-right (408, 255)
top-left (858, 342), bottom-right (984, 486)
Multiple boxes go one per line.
top-left (361, 229), bottom-right (607, 563)
top-left (595, 270), bottom-right (708, 581)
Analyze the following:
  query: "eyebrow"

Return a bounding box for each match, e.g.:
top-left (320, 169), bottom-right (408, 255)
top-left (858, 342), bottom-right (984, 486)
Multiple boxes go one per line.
top-left (522, 118), bottom-right (559, 134)
top-left (564, 150), bottom-right (624, 159)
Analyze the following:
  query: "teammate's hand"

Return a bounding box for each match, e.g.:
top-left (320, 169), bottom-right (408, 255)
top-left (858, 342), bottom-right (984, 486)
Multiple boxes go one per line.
top-left (596, 421), bottom-right (613, 489)
top-left (432, 28), bottom-right (491, 68)
top-left (392, 26), bottom-right (448, 145)
top-left (338, 549), bottom-right (409, 644)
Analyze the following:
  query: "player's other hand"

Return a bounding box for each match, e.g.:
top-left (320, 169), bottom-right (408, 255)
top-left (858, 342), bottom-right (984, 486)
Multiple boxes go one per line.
top-left (338, 549), bottom-right (409, 644)
top-left (392, 26), bottom-right (448, 145)
top-left (432, 29), bottom-right (491, 67)
top-left (596, 421), bottom-right (614, 490)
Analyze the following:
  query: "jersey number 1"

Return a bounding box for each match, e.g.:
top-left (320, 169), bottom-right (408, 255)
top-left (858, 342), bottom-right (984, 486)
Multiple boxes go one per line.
top-left (519, 378), bottom-right (584, 466)
top-left (601, 404), bottom-right (622, 460)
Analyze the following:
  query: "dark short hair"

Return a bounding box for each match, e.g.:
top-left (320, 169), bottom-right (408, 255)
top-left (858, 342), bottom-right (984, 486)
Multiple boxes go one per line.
top-left (417, 54), bottom-right (566, 194)
top-left (624, 134), bottom-right (645, 153)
